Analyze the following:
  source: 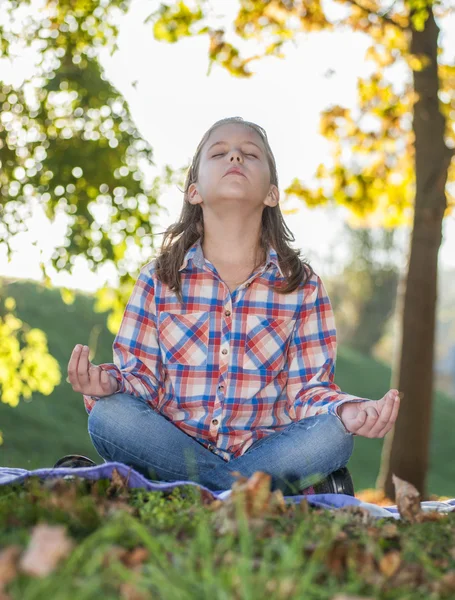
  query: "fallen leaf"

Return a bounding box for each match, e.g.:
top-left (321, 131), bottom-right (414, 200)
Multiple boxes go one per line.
top-left (198, 488), bottom-right (217, 506)
top-left (0, 546), bottom-right (21, 590)
top-left (212, 471), bottom-right (290, 535)
top-left (337, 505), bottom-right (375, 525)
top-left (121, 547), bottom-right (149, 568)
top-left (269, 488), bottom-right (287, 513)
top-left (379, 550), bottom-right (401, 577)
top-left (107, 468), bottom-right (130, 498)
top-left (19, 525), bottom-right (74, 577)
top-left (242, 471), bottom-right (273, 517)
top-left (392, 475), bottom-right (422, 523)
top-left (416, 510), bottom-right (447, 523)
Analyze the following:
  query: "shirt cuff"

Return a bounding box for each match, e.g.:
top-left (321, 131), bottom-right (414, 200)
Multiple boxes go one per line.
top-left (83, 364), bottom-right (124, 404)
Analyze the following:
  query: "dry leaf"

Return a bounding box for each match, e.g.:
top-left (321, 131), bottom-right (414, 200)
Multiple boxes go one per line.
top-left (121, 547), bottom-right (149, 568)
top-left (392, 474), bottom-right (422, 523)
top-left (0, 546), bottom-right (21, 590)
top-left (337, 505), bottom-right (375, 525)
top-left (416, 510), bottom-right (446, 523)
top-left (198, 488), bottom-right (217, 506)
top-left (19, 525), bottom-right (74, 577)
top-left (379, 550), bottom-right (401, 577)
top-left (107, 468), bottom-right (130, 497)
top-left (213, 471), bottom-right (290, 534)
top-left (243, 471), bottom-right (273, 517)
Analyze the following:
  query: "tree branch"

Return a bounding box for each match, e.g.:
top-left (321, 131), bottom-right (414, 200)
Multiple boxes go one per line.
top-left (345, 0), bottom-right (407, 30)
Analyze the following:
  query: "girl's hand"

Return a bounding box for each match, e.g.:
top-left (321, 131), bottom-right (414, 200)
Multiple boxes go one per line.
top-left (68, 344), bottom-right (119, 397)
top-left (338, 389), bottom-right (401, 438)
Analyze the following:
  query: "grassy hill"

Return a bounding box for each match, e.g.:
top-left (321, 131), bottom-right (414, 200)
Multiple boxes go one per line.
top-left (1, 277), bottom-right (454, 496)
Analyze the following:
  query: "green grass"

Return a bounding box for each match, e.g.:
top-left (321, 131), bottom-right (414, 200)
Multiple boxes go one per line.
top-left (1, 277), bottom-right (454, 497)
top-left (1, 477), bottom-right (454, 600)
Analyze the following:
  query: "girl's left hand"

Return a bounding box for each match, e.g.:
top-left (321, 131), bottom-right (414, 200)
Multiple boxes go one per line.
top-left (338, 389), bottom-right (401, 438)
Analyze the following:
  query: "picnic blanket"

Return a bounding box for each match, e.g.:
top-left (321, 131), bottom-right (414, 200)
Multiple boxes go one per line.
top-left (1, 462), bottom-right (454, 520)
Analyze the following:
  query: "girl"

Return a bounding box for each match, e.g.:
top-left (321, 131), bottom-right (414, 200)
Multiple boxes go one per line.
top-left (62, 116), bottom-right (400, 496)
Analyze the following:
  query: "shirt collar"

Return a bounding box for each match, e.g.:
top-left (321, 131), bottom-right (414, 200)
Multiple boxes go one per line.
top-left (178, 237), bottom-right (284, 278)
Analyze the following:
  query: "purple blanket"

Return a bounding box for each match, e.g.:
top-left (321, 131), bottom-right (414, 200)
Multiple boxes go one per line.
top-left (1, 462), bottom-right (454, 520)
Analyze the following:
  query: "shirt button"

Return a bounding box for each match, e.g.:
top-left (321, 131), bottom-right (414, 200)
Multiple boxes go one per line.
top-left (218, 384), bottom-right (224, 390)
top-left (225, 310), bottom-right (231, 317)
top-left (221, 348), bottom-right (228, 355)
top-left (212, 419), bottom-right (219, 426)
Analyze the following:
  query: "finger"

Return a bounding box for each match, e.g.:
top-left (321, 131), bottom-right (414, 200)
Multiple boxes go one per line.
top-left (76, 345), bottom-right (91, 389)
top-left (88, 365), bottom-right (101, 394)
top-left (354, 406), bottom-right (379, 437)
top-left (67, 344), bottom-right (83, 390)
top-left (376, 392), bottom-right (401, 438)
top-left (368, 391), bottom-right (396, 437)
top-left (100, 369), bottom-right (116, 394)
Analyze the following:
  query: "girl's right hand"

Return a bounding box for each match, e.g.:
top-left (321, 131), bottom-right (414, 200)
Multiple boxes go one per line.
top-left (68, 344), bottom-right (119, 397)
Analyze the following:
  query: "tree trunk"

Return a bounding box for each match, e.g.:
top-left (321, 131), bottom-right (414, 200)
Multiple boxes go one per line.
top-left (376, 6), bottom-right (452, 501)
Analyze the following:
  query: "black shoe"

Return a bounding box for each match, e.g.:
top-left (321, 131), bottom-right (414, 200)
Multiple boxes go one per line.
top-left (53, 455), bottom-right (97, 469)
top-left (313, 467), bottom-right (355, 496)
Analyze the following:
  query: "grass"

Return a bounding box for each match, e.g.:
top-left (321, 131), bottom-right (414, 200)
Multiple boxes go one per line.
top-left (1, 277), bottom-right (454, 497)
top-left (1, 474), bottom-right (455, 600)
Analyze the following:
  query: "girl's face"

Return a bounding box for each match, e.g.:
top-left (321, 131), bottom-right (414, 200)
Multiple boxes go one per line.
top-left (188, 123), bottom-right (279, 212)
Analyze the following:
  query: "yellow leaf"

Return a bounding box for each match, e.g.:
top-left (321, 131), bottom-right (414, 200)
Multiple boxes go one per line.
top-left (4, 297), bottom-right (16, 311)
top-left (60, 287), bottom-right (75, 305)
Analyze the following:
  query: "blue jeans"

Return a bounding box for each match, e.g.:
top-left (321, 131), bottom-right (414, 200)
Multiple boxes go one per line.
top-left (87, 393), bottom-right (354, 494)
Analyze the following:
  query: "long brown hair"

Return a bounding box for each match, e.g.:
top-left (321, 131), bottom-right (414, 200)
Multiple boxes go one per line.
top-left (155, 116), bottom-right (314, 303)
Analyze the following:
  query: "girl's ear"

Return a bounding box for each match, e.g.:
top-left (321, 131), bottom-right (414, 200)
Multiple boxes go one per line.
top-left (187, 184), bottom-right (202, 205)
top-left (264, 185), bottom-right (280, 207)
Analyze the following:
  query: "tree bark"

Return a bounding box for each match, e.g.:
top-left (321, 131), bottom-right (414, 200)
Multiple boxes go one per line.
top-left (376, 5), bottom-right (452, 501)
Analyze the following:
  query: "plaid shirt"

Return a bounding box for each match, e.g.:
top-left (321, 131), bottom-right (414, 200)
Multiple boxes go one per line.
top-left (84, 238), bottom-right (365, 461)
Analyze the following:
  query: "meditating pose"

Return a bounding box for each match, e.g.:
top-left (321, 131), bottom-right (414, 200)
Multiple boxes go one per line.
top-left (59, 116), bottom-right (401, 496)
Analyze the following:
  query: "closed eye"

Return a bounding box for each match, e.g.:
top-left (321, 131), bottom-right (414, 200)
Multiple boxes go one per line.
top-left (212, 153), bottom-right (257, 158)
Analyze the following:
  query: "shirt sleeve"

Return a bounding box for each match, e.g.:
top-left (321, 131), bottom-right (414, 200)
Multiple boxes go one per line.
top-left (83, 265), bottom-right (162, 414)
top-left (286, 272), bottom-right (366, 430)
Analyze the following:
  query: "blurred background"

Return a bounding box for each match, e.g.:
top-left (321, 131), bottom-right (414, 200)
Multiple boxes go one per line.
top-left (0, 0), bottom-right (454, 500)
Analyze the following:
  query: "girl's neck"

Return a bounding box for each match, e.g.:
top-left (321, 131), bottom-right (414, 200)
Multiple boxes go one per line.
top-left (201, 212), bottom-right (265, 269)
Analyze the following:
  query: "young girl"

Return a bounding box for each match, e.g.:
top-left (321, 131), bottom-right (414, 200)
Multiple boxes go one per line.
top-left (64, 116), bottom-right (400, 496)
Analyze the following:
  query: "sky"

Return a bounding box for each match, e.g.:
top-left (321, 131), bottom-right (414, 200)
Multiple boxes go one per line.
top-left (0, 0), bottom-right (454, 292)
